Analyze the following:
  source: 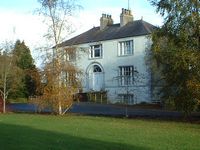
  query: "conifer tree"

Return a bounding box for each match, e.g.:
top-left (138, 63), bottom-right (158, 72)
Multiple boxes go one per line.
top-left (12, 40), bottom-right (38, 98)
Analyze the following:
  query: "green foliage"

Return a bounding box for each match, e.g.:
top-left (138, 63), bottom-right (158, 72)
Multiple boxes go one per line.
top-left (149, 0), bottom-right (200, 116)
top-left (8, 98), bottom-right (27, 103)
top-left (13, 40), bottom-right (34, 69)
top-left (11, 40), bottom-right (39, 98)
top-left (0, 52), bottom-right (23, 94)
top-left (0, 41), bottom-right (24, 112)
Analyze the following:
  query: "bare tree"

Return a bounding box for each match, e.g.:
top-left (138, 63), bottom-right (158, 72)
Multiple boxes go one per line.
top-left (36, 0), bottom-right (82, 115)
top-left (0, 41), bottom-right (23, 113)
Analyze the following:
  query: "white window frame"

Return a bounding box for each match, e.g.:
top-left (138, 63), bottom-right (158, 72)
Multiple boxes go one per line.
top-left (89, 44), bottom-right (102, 59)
top-left (119, 66), bottom-right (134, 86)
top-left (118, 40), bottom-right (134, 56)
top-left (68, 50), bottom-right (76, 61)
top-left (64, 47), bottom-right (76, 62)
top-left (118, 94), bottom-right (134, 104)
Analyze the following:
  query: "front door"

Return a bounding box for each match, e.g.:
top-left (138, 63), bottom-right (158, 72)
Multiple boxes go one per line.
top-left (88, 65), bottom-right (104, 91)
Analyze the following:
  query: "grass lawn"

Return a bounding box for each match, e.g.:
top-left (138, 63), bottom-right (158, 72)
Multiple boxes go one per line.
top-left (0, 114), bottom-right (199, 150)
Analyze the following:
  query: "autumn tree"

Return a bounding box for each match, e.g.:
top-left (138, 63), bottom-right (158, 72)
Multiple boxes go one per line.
top-left (149, 0), bottom-right (200, 116)
top-left (0, 41), bottom-right (23, 113)
top-left (36, 0), bottom-right (82, 115)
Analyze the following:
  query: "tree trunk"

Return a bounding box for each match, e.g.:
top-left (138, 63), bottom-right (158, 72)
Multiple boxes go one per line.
top-left (58, 101), bottom-right (62, 115)
top-left (3, 74), bottom-right (7, 113)
top-left (3, 94), bottom-right (6, 113)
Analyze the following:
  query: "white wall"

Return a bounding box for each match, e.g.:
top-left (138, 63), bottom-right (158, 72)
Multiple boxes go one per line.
top-left (74, 35), bottom-right (152, 104)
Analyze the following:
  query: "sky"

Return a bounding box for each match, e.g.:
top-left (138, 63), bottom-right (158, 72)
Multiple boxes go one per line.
top-left (0, 0), bottom-right (163, 66)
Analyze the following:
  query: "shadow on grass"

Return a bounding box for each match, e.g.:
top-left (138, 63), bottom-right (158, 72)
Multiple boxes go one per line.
top-left (0, 123), bottom-right (149, 150)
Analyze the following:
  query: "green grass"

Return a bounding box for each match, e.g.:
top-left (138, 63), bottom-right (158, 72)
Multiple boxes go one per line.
top-left (8, 98), bottom-right (28, 103)
top-left (0, 114), bottom-right (199, 150)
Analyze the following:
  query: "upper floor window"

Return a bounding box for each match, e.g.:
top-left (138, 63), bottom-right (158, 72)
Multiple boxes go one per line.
top-left (118, 40), bottom-right (134, 56)
top-left (119, 66), bottom-right (134, 86)
top-left (64, 47), bottom-right (76, 61)
top-left (68, 50), bottom-right (76, 61)
top-left (90, 44), bottom-right (102, 59)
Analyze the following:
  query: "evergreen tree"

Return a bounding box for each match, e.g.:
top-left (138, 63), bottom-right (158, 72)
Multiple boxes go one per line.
top-left (13, 40), bottom-right (34, 69)
top-left (12, 40), bottom-right (38, 98)
top-left (149, 0), bottom-right (200, 116)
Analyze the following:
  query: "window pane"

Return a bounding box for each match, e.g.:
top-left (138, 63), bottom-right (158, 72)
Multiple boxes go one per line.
top-left (118, 94), bottom-right (134, 104)
top-left (69, 51), bottom-right (76, 61)
top-left (90, 47), bottom-right (93, 58)
top-left (119, 66), bottom-right (134, 86)
top-left (94, 49), bottom-right (100, 57)
top-left (90, 44), bottom-right (102, 58)
top-left (119, 40), bottom-right (133, 56)
top-left (94, 65), bottom-right (102, 72)
top-left (94, 45), bottom-right (100, 49)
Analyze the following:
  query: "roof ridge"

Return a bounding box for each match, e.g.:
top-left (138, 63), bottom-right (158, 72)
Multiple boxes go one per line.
top-left (60, 20), bottom-right (155, 46)
top-left (141, 20), bottom-right (153, 33)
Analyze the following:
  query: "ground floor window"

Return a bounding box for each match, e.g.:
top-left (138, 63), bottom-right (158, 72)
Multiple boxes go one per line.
top-left (119, 66), bottom-right (134, 86)
top-left (118, 94), bottom-right (134, 104)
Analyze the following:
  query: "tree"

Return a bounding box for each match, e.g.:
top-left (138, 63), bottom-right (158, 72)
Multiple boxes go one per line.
top-left (13, 40), bottom-right (34, 70)
top-left (36, 0), bottom-right (81, 115)
top-left (0, 41), bottom-right (23, 113)
top-left (12, 40), bottom-right (38, 98)
top-left (149, 0), bottom-right (200, 116)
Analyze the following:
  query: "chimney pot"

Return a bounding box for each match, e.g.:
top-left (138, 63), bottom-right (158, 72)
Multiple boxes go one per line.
top-left (120, 8), bottom-right (133, 27)
top-left (100, 13), bottom-right (113, 30)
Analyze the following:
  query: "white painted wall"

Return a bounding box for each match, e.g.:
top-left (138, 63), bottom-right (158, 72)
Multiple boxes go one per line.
top-left (73, 35), bottom-right (152, 104)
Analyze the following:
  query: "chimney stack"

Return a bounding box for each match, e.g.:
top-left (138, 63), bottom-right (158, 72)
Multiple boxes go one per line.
top-left (120, 8), bottom-right (133, 27)
top-left (100, 14), bottom-right (113, 30)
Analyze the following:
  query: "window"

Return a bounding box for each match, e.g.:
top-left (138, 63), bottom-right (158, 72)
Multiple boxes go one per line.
top-left (118, 40), bottom-right (133, 56)
top-left (68, 50), bottom-right (76, 61)
top-left (90, 44), bottom-right (102, 59)
top-left (66, 72), bottom-right (77, 86)
top-left (93, 65), bottom-right (102, 72)
top-left (64, 47), bottom-right (76, 61)
top-left (119, 66), bottom-right (134, 86)
top-left (118, 94), bottom-right (134, 104)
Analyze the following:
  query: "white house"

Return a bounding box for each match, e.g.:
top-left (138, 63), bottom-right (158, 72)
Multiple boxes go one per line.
top-left (61, 8), bottom-right (156, 104)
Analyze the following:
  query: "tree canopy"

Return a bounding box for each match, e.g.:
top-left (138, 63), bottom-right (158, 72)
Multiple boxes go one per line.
top-left (12, 40), bottom-right (39, 98)
top-left (0, 41), bottom-right (23, 113)
top-left (149, 0), bottom-right (200, 116)
top-left (35, 0), bottom-right (82, 115)
top-left (13, 40), bottom-right (35, 69)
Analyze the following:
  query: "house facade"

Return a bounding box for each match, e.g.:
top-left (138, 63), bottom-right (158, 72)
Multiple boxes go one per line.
top-left (61, 8), bottom-right (156, 104)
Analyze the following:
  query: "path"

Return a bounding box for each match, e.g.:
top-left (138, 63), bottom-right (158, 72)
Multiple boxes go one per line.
top-left (7, 102), bottom-right (200, 119)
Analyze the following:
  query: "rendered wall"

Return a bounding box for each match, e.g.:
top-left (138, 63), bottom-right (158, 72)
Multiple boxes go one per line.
top-left (74, 35), bottom-right (152, 104)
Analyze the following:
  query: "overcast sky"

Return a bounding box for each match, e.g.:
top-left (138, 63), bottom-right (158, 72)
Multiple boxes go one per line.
top-left (0, 0), bottom-right (163, 66)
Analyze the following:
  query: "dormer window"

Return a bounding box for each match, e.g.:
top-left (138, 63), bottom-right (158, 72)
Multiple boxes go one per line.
top-left (90, 44), bottom-right (102, 59)
top-left (118, 40), bottom-right (134, 56)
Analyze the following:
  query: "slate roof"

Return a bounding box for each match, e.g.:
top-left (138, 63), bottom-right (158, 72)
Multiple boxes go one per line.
top-left (60, 20), bottom-right (156, 47)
